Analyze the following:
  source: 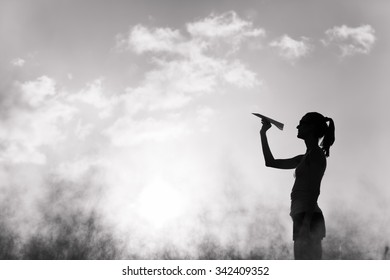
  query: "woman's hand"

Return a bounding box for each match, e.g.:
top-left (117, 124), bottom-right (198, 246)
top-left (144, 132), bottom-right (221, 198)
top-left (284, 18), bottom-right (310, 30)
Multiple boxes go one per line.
top-left (260, 118), bottom-right (272, 133)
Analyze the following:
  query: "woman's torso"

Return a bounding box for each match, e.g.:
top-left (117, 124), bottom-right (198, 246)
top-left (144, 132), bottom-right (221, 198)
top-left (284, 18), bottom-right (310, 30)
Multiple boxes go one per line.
top-left (290, 146), bottom-right (326, 216)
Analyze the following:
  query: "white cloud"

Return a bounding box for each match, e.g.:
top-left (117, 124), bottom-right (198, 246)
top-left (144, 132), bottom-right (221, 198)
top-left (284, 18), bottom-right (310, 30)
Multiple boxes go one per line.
top-left (54, 157), bottom-right (104, 182)
top-left (0, 141), bottom-right (47, 164)
top-left (120, 54), bottom-right (259, 118)
top-left (19, 76), bottom-right (56, 107)
top-left (11, 58), bottom-right (26, 67)
top-left (115, 12), bottom-right (262, 119)
top-left (124, 24), bottom-right (184, 54)
top-left (119, 11), bottom-right (265, 58)
top-left (148, 56), bottom-right (223, 93)
top-left (0, 76), bottom-right (76, 164)
top-left (187, 11), bottom-right (265, 39)
top-left (67, 79), bottom-right (115, 118)
top-left (223, 60), bottom-right (259, 88)
top-left (104, 12), bottom-right (264, 160)
top-left (105, 116), bottom-right (192, 146)
top-left (187, 11), bottom-right (265, 55)
top-left (270, 35), bottom-right (312, 62)
top-left (74, 120), bottom-right (94, 140)
top-left (119, 11), bottom-right (265, 57)
top-left (323, 24), bottom-right (376, 56)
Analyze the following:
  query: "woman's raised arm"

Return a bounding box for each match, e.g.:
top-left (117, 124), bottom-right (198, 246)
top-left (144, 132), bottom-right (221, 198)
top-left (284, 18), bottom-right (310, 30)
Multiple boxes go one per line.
top-left (260, 119), bottom-right (303, 169)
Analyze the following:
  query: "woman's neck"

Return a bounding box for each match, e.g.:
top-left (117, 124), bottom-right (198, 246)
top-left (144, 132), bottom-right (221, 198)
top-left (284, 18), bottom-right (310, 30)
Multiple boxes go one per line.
top-left (304, 136), bottom-right (319, 152)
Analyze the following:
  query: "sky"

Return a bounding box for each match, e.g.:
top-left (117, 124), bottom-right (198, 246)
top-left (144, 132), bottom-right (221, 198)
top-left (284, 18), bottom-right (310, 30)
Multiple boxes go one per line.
top-left (0, 0), bottom-right (389, 259)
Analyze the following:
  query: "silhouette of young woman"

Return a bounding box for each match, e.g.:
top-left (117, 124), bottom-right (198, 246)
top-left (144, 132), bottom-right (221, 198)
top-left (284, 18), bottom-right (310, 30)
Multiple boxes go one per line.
top-left (260, 112), bottom-right (335, 259)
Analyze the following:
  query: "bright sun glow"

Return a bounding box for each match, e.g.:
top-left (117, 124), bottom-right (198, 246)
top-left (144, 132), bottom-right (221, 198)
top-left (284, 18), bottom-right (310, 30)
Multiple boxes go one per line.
top-left (136, 180), bottom-right (186, 228)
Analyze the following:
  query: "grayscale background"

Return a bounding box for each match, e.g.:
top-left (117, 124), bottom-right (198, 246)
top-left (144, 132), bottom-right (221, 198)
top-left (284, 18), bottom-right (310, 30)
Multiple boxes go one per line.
top-left (0, 0), bottom-right (389, 259)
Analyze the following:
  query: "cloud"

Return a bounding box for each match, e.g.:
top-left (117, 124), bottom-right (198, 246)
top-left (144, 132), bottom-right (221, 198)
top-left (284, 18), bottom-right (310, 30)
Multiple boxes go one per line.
top-left (54, 157), bottom-right (105, 183)
top-left (109, 13), bottom-right (263, 150)
top-left (118, 11), bottom-right (265, 57)
top-left (121, 24), bottom-right (184, 55)
top-left (119, 11), bottom-right (265, 57)
top-left (0, 76), bottom-right (76, 164)
top-left (323, 24), bottom-right (376, 56)
top-left (66, 79), bottom-right (115, 118)
top-left (115, 11), bottom-right (262, 120)
top-left (0, 105), bottom-right (69, 164)
top-left (186, 11), bottom-right (265, 53)
top-left (11, 58), bottom-right (26, 67)
top-left (19, 76), bottom-right (56, 107)
top-left (269, 35), bottom-right (312, 62)
top-left (105, 116), bottom-right (192, 146)
top-left (223, 60), bottom-right (260, 87)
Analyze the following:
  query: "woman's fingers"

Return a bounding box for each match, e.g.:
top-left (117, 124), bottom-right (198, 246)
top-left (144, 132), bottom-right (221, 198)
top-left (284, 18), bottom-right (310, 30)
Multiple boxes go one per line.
top-left (262, 119), bottom-right (271, 127)
top-left (261, 118), bottom-right (270, 124)
top-left (260, 118), bottom-right (272, 132)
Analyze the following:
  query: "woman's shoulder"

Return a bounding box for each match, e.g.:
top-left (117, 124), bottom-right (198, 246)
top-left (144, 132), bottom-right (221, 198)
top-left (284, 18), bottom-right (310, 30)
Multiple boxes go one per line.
top-left (306, 146), bottom-right (326, 166)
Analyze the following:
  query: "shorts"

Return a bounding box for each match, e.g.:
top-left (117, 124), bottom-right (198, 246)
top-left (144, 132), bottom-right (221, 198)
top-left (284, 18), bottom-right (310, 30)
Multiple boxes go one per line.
top-left (292, 212), bottom-right (326, 241)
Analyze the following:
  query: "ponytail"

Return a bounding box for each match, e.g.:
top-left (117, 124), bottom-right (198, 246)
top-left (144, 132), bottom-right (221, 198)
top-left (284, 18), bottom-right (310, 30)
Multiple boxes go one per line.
top-left (321, 117), bottom-right (335, 157)
top-left (302, 112), bottom-right (336, 157)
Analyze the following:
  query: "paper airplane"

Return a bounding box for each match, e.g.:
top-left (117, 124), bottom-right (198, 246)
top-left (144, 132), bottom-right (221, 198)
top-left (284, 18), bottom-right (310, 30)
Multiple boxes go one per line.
top-left (252, 113), bottom-right (284, 130)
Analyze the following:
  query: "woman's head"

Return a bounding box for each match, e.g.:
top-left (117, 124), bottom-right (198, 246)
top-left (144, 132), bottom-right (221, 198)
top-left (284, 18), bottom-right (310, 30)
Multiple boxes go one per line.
top-left (297, 112), bottom-right (335, 157)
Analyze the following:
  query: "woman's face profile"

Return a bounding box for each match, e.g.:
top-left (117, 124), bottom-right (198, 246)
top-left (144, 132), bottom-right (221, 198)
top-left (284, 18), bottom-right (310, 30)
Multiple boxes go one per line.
top-left (296, 116), bottom-right (313, 139)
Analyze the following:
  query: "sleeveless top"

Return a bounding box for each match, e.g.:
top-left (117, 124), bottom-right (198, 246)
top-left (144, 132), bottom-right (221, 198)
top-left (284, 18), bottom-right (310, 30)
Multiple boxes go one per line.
top-left (290, 147), bottom-right (326, 217)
